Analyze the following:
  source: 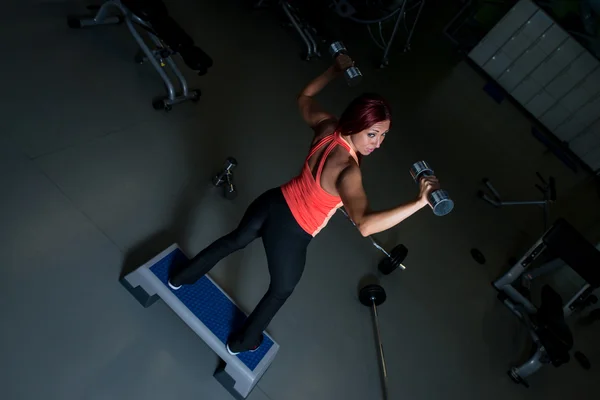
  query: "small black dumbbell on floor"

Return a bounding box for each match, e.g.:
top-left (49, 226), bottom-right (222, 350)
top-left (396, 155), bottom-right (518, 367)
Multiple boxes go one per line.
top-left (339, 208), bottom-right (407, 275)
top-left (329, 41), bottom-right (362, 87)
top-left (212, 157), bottom-right (237, 199)
top-left (410, 161), bottom-right (454, 216)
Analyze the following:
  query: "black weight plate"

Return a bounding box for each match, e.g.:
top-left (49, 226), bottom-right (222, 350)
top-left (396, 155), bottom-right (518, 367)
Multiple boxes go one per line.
top-left (390, 244), bottom-right (408, 264)
top-left (471, 248), bottom-right (486, 265)
top-left (574, 351), bottom-right (591, 370)
top-left (379, 244), bottom-right (407, 275)
top-left (359, 284), bottom-right (386, 307)
top-left (378, 257), bottom-right (395, 275)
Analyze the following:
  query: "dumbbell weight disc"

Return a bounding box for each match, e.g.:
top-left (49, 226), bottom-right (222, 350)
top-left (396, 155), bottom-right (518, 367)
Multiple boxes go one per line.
top-left (212, 174), bottom-right (224, 187)
top-left (345, 67), bottom-right (362, 86)
top-left (390, 244), bottom-right (407, 265)
top-left (226, 157), bottom-right (238, 168)
top-left (409, 161), bottom-right (433, 180)
top-left (224, 185), bottom-right (237, 200)
top-left (378, 244), bottom-right (408, 275)
top-left (329, 41), bottom-right (345, 57)
top-left (430, 190), bottom-right (454, 216)
top-left (359, 284), bottom-right (387, 307)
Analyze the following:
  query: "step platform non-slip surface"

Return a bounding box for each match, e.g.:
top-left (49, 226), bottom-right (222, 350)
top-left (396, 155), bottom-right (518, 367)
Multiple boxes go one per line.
top-left (121, 244), bottom-right (279, 399)
top-left (149, 248), bottom-right (275, 371)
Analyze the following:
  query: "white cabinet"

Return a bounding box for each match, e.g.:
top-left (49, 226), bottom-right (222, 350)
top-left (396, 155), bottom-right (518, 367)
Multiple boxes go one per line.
top-left (525, 90), bottom-right (556, 117)
top-left (470, 39), bottom-right (501, 66)
top-left (530, 38), bottom-right (584, 86)
top-left (537, 24), bottom-right (568, 55)
top-left (555, 96), bottom-right (600, 141)
top-left (468, 0), bottom-right (600, 172)
top-left (582, 145), bottom-right (600, 170)
top-left (540, 102), bottom-right (571, 130)
top-left (485, 0), bottom-right (538, 49)
top-left (545, 53), bottom-right (598, 98)
top-left (511, 76), bottom-right (542, 104)
top-left (570, 52), bottom-right (599, 79)
top-left (483, 51), bottom-right (513, 79)
top-left (569, 120), bottom-right (600, 155)
top-left (499, 45), bottom-right (547, 91)
top-left (560, 68), bottom-right (600, 112)
top-left (469, 0), bottom-right (540, 67)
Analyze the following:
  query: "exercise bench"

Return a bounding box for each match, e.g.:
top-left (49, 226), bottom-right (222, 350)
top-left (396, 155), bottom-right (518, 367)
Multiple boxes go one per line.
top-left (120, 244), bottom-right (279, 399)
top-left (493, 218), bottom-right (600, 387)
top-left (68, 0), bottom-right (213, 111)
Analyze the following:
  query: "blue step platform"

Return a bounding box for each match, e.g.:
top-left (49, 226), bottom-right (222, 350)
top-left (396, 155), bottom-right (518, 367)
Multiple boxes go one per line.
top-left (120, 244), bottom-right (280, 399)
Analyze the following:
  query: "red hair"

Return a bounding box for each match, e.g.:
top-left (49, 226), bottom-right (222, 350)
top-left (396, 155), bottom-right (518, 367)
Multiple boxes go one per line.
top-left (336, 93), bottom-right (392, 137)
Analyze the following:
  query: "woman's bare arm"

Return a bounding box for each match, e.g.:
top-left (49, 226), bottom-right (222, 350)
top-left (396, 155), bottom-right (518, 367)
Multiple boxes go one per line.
top-left (297, 55), bottom-right (354, 133)
top-left (336, 164), bottom-right (438, 237)
top-left (297, 66), bottom-right (338, 130)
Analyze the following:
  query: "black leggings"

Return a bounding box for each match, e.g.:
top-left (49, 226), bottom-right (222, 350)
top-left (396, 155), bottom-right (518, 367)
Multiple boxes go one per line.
top-left (170, 187), bottom-right (312, 350)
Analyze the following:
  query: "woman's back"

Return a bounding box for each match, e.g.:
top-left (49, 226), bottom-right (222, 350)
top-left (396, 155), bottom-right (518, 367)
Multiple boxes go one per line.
top-left (281, 130), bottom-right (358, 236)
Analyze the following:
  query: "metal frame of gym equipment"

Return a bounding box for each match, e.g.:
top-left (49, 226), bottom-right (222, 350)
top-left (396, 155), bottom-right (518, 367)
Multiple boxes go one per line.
top-left (479, 172), bottom-right (556, 232)
top-left (280, 0), bottom-right (323, 60)
top-left (492, 218), bottom-right (600, 387)
top-left (278, 0), bottom-right (426, 67)
top-left (68, 0), bottom-right (209, 111)
top-left (332, 0), bottom-right (427, 67)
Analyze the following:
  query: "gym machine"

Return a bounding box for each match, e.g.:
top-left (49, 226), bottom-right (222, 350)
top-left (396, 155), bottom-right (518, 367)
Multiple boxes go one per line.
top-left (478, 172), bottom-right (556, 232)
top-left (67, 0), bottom-right (213, 111)
top-left (280, 0), bottom-right (323, 61)
top-left (212, 157), bottom-right (238, 199)
top-left (330, 0), bottom-right (427, 68)
top-left (359, 282), bottom-right (389, 400)
top-left (492, 218), bottom-right (600, 387)
top-left (278, 1), bottom-right (363, 82)
top-left (275, 0), bottom-right (426, 68)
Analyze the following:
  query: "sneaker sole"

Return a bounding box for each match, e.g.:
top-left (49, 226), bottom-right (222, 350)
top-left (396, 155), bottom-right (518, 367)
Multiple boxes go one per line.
top-left (226, 342), bottom-right (262, 356)
top-left (168, 280), bottom-right (181, 290)
top-left (226, 343), bottom-right (240, 356)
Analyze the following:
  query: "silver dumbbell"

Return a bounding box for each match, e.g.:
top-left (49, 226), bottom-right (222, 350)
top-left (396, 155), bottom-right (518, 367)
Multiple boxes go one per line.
top-left (329, 41), bottom-right (362, 87)
top-left (410, 161), bottom-right (454, 216)
top-left (213, 157), bottom-right (237, 199)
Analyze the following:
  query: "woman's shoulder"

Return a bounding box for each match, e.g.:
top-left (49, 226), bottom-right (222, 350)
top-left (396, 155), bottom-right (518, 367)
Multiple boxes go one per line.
top-left (311, 118), bottom-right (338, 145)
top-left (334, 157), bottom-right (362, 188)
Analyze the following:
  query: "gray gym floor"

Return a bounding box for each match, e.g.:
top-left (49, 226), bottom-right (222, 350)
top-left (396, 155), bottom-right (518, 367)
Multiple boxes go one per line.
top-left (2, 1), bottom-right (599, 399)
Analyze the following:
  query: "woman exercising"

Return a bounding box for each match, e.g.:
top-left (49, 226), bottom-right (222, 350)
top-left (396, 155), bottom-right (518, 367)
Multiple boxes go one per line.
top-left (169, 55), bottom-right (440, 355)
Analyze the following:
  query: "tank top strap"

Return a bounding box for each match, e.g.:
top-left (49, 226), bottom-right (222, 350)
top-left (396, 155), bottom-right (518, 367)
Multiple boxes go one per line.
top-left (307, 134), bottom-right (335, 159)
top-left (334, 131), bottom-right (360, 164)
top-left (315, 140), bottom-right (339, 182)
top-left (315, 131), bottom-right (360, 181)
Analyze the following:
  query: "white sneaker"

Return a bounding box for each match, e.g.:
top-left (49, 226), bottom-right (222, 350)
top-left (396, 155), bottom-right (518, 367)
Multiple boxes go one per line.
top-left (226, 343), bottom-right (240, 356)
top-left (226, 336), bottom-right (263, 356)
top-left (168, 280), bottom-right (181, 290)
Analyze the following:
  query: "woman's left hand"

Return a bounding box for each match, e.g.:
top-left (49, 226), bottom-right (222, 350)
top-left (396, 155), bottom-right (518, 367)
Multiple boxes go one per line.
top-left (334, 54), bottom-right (354, 73)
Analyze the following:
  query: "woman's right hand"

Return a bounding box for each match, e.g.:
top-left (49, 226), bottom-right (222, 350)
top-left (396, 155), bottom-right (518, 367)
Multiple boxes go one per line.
top-left (417, 175), bottom-right (440, 208)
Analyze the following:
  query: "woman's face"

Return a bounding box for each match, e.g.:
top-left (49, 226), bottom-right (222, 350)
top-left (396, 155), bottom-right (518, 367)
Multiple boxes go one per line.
top-left (350, 120), bottom-right (391, 156)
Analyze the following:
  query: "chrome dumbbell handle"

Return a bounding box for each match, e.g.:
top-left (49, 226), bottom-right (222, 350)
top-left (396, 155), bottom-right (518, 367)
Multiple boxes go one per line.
top-left (329, 41), bottom-right (362, 87)
top-left (213, 157), bottom-right (238, 200)
top-left (213, 157), bottom-right (237, 187)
